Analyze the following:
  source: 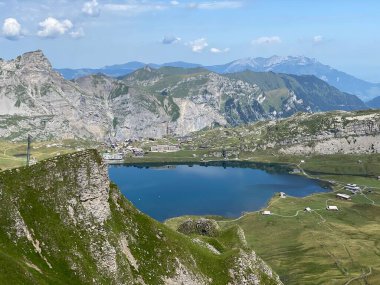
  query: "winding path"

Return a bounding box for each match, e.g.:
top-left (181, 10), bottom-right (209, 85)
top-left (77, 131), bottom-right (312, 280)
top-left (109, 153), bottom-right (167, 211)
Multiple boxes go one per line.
top-left (271, 210), bottom-right (302, 218)
top-left (343, 267), bottom-right (372, 285)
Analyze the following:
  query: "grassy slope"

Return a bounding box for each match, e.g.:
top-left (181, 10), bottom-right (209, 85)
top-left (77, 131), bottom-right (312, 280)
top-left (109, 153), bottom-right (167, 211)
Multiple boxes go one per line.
top-left (0, 139), bottom-right (97, 170)
top-left (164, 153), bottom-right (380, 285)
top-left (223, 192), bottom-right (380, 285)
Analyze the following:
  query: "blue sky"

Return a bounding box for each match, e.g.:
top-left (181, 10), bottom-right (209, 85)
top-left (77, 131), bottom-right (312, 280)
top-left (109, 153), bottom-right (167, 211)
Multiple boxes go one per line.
top-left (1, 0), bottom-right (379, 82)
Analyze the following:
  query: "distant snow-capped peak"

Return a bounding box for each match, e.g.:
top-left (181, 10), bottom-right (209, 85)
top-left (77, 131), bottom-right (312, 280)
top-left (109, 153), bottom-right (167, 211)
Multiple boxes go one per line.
top-left (228, 55), bottom-right (318, 70)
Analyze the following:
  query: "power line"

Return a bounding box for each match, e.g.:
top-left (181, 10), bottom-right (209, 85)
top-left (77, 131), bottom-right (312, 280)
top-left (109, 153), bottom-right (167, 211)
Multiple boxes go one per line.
top-left (26, 134), bottom-right (32, 166)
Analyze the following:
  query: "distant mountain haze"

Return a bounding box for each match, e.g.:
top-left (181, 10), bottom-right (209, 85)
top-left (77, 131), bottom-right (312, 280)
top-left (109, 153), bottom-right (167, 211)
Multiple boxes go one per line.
top-left (367, 96), bottom-right (380, 109)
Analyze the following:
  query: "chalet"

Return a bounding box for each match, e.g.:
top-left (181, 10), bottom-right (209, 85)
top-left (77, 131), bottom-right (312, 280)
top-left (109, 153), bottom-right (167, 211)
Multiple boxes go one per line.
top-left (262, 210), bottom-right (271, 215)
top-left (344, 184), bottom-right (360, 192)
top-left (102, 153), bottom-right (123, 161)
top-left (326, 205), bottom-right (339, 211)
top-left (336, 193), bottom-right (351, 200)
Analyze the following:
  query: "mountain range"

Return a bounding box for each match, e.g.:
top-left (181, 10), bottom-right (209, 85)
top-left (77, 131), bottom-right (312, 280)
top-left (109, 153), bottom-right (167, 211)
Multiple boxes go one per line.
top-left (0, 50), bottom-right (368, 141)
top-left (56, 55), bottom-right (380, 102)
top-left (367, 96), bottom-right (380, 108)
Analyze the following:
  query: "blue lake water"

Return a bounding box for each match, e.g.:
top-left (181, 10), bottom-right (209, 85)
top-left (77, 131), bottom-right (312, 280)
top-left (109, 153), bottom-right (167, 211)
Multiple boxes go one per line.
top-left (109, 163), bottom-right (328, 221)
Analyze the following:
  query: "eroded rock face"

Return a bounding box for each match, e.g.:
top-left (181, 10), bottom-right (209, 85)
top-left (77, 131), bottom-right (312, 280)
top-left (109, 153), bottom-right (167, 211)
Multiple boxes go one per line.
top-left (228, 250), bottom-right (283, 285)
top-left (163, 258), bottom-right (208, 285)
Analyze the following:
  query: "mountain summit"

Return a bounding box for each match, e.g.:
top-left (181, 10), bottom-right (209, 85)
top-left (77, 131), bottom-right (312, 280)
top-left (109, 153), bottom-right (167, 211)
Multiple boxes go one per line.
top-left (208, 55), bottom-right (318, 74)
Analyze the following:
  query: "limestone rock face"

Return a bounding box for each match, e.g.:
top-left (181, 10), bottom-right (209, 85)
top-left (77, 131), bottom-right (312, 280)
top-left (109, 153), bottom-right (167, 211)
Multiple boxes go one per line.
top-left (0, 51), bottom-right (111, 140)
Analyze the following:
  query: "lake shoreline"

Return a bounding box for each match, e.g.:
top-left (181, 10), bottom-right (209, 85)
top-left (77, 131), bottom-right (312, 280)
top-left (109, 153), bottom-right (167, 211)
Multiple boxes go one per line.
top-left (109, 161), bottom-right (329, 221)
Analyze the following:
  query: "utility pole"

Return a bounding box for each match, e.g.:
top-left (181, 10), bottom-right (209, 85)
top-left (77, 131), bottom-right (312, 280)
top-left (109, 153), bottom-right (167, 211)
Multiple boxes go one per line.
top-left (26, 134), bottom-right (32, 166)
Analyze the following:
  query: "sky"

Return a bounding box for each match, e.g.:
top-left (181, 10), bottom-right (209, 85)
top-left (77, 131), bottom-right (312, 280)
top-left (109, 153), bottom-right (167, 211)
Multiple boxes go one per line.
top-left (0, 0), bottom-right (379, 82)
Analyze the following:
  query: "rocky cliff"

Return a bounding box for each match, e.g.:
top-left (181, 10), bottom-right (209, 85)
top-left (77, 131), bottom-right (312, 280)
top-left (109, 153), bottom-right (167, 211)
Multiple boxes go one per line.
top-left (0, 150), bottom-right (282, 285)
top-left (0, 51), bottom-right (367, 141)
top-left (188, 110), bottom-right (380, 155)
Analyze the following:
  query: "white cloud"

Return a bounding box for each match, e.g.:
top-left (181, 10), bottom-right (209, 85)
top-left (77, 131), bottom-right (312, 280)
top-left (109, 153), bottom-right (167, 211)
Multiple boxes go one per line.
top-left (82, 0), bottom-right (100, 17)
top-left (170, 0), bottom-right (179, 5)
top-left (162, 35), bottom-right (181, 44)
top-left (188, 38), bottom-right (208, 52)
top-left (2, 18), bottom-right (22, 40)
top-left (104, 3), bottom-right (166, 14)
top-left (210, 47), bottom-right (230, 53)
top-left (313, 35), bottom-right (323, 44)
top-left (70, 27), bottom-right (85, 39)
top-left (189, 1), bottom-right (242, 10)
top-left (252, 36), bottom-right (282, 45)
top-left (37, 17), bottom-right (73, 38)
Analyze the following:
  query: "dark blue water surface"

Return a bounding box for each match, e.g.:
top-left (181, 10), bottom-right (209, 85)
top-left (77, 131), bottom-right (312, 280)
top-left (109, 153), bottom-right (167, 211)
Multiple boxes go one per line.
top-left (109, 163), bottom-right (328, 221)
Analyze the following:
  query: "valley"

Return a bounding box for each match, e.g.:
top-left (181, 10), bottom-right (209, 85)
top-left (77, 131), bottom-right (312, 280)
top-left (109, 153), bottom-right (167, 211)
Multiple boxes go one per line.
top-left (2, 0), bottom-right (380, 284)
top-left (1, 52), bottom-right (379, 285)
top-left (1, 111), bottom-right (379, 283)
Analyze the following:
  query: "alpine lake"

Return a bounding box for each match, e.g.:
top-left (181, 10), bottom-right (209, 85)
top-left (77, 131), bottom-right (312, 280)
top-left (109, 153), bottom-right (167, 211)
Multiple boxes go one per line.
top-left (109, 161), bottom-right (329, 221)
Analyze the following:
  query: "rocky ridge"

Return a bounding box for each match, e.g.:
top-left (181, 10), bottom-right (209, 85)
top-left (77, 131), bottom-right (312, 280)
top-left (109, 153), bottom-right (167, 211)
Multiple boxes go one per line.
top-left (187, 110), bottom-right (380, 155)
top-left (0, 50), bottom-right (367, 141)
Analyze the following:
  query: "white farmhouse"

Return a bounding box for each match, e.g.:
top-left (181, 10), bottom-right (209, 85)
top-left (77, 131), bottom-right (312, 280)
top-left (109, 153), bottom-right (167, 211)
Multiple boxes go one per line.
top-left (326, 205), bottom-right (339, 211)
top-left (336, 193), bottom-right (351, 200)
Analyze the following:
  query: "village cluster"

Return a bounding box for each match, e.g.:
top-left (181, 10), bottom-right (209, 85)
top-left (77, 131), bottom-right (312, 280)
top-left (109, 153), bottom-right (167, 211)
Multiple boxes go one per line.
top-left (102, 139), bottom-right (181, 162)
top-left (261, 184), bottom-right (362, 216)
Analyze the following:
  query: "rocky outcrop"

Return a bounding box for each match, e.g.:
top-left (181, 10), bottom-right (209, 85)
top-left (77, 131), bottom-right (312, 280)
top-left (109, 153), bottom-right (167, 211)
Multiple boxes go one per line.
top-left (188, 110), bottom-right (380, 156)
top-left (177, 218), bottom-right (220, 237)
top-left (273, 112), bottom-right (380, 154)
top-left (0, 150), bottom-right (282, 284)
top-left (228, 250), bottom-right (283, 285)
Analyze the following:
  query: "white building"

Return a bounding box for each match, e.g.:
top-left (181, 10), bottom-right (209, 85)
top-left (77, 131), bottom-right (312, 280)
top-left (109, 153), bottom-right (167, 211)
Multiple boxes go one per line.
top-left (336, 193), bottom-right (351, 200)
top-left (102, 153), bottom-right (123, 160)
top-left (262, 210), bottom-right (271, 215)
top-left (150, 145), bottom-right (180, 152)
top-left (280, 192), bottom-right (286, 198)
top-left (345, 185), bottom-right (360, 192)
top-left (326, 205), bottom-right (339, 211)
top-left (304, 207), bottom-right (312, 212)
